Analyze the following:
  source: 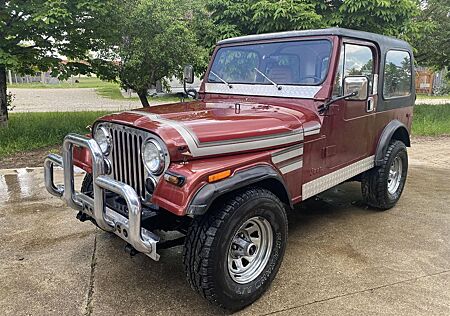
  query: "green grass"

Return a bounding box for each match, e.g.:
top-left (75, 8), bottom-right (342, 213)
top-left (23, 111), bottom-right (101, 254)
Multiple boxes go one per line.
top-left (0, 111), bottom-right (110, 159)
top-left (412, 104), bottom-right (450, 136)
top-left (96, 85), bottom-right (182, 103)
top-left (96, 85), bottom-right (127, 100)
top-left (149, 95), bottom-right (184, 103)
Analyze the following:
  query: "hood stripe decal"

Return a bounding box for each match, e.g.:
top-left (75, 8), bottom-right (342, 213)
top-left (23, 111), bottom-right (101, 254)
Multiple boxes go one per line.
top-left (130, 111), bottom-right (304, 157)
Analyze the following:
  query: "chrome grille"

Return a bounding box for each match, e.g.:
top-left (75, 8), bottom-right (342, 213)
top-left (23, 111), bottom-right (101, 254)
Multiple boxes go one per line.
top-left (109, 126), bottom-right (146, 198)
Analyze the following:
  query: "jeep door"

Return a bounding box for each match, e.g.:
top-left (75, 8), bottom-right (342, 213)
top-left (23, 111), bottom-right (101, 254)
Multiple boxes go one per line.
top-left (323, 40), bottom-right (379, 170)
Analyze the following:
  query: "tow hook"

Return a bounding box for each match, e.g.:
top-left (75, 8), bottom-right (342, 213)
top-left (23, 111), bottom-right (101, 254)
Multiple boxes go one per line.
top-left (124, 244), bottom-right (139, 257)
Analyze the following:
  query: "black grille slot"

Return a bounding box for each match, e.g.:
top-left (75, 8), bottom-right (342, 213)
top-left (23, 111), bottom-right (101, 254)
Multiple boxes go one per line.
top-left (109, 127), bottom-right (146, 198)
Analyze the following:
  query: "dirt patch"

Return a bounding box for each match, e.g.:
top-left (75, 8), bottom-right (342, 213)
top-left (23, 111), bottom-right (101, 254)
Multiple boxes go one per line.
top-left (0, 145), bottom-right (60, 169)
top-left (409, 136), bottom-right (450, 170)
top-left (411, 135), bottom-right (450, 143)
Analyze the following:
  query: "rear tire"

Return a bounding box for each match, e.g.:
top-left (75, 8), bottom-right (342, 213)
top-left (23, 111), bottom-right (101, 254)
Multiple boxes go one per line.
top-left (183, 188), bottom-right (288, 311)
top-left (362, 140), bottom-right (408, 210)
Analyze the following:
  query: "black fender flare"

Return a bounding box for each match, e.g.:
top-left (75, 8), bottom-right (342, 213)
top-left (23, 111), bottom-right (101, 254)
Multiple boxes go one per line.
top-left (186, 165), bottom-right (292, 215)
top-left (375, 120), bottom-right (410, 166)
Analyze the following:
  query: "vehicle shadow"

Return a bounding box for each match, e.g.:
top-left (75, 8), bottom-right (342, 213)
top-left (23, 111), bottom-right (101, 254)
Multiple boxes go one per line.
top-left (92, 181), bottom-right (370, 315)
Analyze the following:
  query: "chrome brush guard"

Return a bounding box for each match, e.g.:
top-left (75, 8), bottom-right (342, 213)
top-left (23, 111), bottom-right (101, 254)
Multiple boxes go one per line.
top-left (44, 133), bottom-right (160, 261)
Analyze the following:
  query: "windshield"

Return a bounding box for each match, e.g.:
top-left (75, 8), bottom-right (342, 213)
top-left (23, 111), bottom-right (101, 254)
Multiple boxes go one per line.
top-left (208, 39), bottom-right (332, 86)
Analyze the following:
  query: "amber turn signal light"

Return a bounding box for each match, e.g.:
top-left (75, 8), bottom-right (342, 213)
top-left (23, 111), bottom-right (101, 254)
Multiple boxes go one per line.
top-left (164, 172), bottom-right (185, 187)
top-left (208, 170), bottom-right (231, 183)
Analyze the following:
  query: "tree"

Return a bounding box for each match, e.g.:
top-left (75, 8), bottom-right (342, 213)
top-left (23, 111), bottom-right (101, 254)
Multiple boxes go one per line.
top-left (413, 0), bottom-right (450, 71)
top-left (0, 0), bottom-right (113, 127)
top-left (205, 0), bottom-right (423, 49)
top-left (93, 0), bottom-right (208, 107)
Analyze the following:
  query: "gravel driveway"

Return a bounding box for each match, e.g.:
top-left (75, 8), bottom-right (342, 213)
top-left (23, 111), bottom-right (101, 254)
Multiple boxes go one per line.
top-left (9, 88), bottom-right (162, 112)
top-left (9, 88), bottom-right (449, 113)
top-left (415, 99), bottom-right (450, 105)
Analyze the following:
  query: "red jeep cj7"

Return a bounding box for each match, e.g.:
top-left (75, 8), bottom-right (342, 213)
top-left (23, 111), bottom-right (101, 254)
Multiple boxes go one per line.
top-left (45, 28), bottom-right (414, 311)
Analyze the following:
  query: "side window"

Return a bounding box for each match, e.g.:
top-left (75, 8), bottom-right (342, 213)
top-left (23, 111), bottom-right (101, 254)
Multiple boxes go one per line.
top-left (383, 50), bottom-right (412, 98)
top-left (333, 47), bottom-right (345, 96)
top-left (333, 44), bottom-right (374, 96)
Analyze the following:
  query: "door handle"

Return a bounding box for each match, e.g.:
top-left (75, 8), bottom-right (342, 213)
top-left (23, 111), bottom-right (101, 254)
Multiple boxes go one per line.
top-left (367, 97), bottom-right (375, 112)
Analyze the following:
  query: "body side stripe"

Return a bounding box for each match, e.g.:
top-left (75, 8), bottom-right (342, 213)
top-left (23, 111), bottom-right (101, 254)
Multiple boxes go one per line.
top-left (303, 123), bottom-right (321, 136)
top-left (272, 147), bottom-right (304, 164)
top-left (279, 159), bottom-right (303, 174)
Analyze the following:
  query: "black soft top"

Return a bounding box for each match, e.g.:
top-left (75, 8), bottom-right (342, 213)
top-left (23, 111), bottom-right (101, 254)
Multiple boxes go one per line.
top-left (217, 27), bottom-right (412, 51)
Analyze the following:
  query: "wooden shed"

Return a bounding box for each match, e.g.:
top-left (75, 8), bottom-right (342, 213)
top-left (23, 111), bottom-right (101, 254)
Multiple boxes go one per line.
top-left (415, 67), bottom-right (434, 95)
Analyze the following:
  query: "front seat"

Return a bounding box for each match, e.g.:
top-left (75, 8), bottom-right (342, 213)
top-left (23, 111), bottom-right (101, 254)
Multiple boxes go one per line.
top-left (267, 65), bottom-right (294, 83)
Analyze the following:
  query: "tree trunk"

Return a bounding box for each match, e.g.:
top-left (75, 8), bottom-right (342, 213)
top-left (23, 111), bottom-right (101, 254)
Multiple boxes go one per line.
top-left (0, 65), bottom-right (8, 128)
top-left (137, 90), bottom-right (150, 107)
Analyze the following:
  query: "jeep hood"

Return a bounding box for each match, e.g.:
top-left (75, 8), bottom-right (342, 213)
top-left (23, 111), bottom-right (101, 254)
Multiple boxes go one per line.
top-left (99, 100), bottom-right (320, 161)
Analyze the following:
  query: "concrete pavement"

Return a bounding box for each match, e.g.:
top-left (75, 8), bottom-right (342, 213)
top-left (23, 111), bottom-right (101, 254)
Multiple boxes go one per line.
top-left (0, 139), bottom-right (449, 315)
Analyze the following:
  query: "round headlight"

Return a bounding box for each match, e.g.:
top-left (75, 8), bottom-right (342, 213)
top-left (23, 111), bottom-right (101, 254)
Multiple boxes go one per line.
top-left (94, 125), bottom-right (111, 154)
top-left (142, 139), bottom-right (165, 175)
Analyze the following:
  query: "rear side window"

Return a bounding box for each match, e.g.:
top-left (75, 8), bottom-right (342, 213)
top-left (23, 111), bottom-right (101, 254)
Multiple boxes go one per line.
top-left (383, 50), bottom-right (412, 98)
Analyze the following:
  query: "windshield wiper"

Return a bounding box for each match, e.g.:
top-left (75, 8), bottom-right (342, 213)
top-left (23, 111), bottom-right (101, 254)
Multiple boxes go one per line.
top-left (254, 68), bottom-right (282, 90)
top-left (210, 71), bottom-right (232, 89)
top-left (318, 92), bottom-right (358, 115)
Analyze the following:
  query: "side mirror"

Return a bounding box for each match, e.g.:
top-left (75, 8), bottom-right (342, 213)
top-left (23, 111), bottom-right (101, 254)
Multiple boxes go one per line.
top-left (343, 76), bottom-right (369, 101)
top-left (183, 65), bottom-right (194, 84)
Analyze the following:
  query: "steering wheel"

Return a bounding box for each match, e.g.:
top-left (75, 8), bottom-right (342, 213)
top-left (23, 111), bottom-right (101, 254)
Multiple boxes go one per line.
top-left (300, 75), bottom-right (322, 83)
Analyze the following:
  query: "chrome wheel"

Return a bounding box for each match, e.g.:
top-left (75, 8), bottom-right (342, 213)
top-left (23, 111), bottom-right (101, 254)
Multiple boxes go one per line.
top-left (227, 217), bottom-right (273, 284)
top-left (387, 156), bottom-right (403, 194)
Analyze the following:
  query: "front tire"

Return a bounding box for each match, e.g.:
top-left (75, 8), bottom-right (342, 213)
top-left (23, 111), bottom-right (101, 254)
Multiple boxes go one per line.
top-left (81, 173), bottom-right (93, 194)
top-left (183, 188), bottom-right (288, 311)
top-left (362, 140), bottom-right (408, 210)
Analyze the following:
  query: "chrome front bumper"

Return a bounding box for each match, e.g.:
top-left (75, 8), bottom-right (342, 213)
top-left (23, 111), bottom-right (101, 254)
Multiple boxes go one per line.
top-left (44, 133), bottom-right (160, 261)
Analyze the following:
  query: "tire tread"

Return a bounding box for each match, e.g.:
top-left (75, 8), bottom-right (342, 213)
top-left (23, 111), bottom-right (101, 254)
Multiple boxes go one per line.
top-left (362, 140), bottom-right (407, 209)
top-left (182, 187), bottom-right (285, 309)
